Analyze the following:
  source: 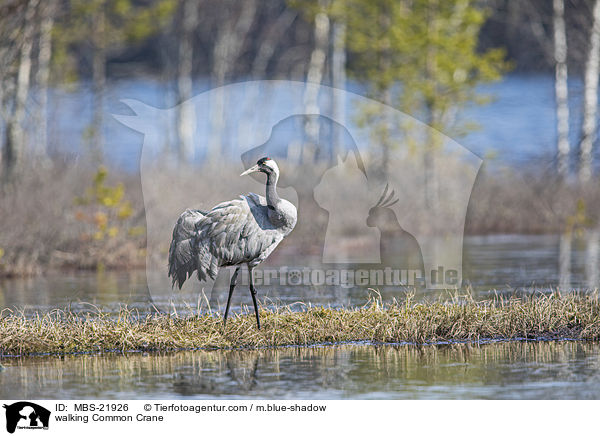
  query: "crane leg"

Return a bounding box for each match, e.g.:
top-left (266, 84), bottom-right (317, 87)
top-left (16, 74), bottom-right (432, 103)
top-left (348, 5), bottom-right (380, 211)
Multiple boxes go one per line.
top-left (248, 266), bottom-right (261, 329)
top-left (223, 266), bottom-right (241, 327)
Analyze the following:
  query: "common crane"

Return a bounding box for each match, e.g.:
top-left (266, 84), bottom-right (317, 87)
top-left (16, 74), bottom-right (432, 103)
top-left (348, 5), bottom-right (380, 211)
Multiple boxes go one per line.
top-left (168, 157), bottom-right (297, 329)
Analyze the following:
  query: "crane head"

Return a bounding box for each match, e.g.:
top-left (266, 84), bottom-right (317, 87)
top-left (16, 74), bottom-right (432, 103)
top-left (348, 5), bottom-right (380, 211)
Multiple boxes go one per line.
top-left (240, 157), bottom-right (279, 177)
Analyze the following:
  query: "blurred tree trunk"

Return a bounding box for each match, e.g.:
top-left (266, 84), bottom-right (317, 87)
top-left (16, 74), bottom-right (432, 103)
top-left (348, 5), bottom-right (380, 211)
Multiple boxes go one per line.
top-left (3, 0), bottom-right (39, 182)
top-left (34, 0), bottom-right (57, 162)
top-left (251, 9), bottom-right (297, 78)
top-left (91, 1), bottom-right (106, 164)
top-left (160, 15), bottom-right (177, 159)
top-left (424, 1), bottom-right (439, 211)
top-left (208, 0), bottom-right (257, 162)
top-left (176, 0), bottom-right (198, 162)
top-left (579, 0), bottom-right (600, 183)
top-left (302, 1), bottom-right (330, 164)
top-left (237, 8), bottom-right (297, 146)
top-left (331, 19), bottom-right (346, 160)
top-left (423, 98), bottom-right (443, 214)
top-left (553, 0), bottom-right (570, 179)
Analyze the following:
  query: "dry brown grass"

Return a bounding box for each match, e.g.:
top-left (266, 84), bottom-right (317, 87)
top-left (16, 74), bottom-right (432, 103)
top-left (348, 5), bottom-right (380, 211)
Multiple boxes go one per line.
top-left (0, 161), bottom-right (145, 276)
top-left (1, 292), bottom-right (599, 356)
top-left (2, 158), bottom-right (600, 277)
top-left (466, 167), bottom-right (600, 234)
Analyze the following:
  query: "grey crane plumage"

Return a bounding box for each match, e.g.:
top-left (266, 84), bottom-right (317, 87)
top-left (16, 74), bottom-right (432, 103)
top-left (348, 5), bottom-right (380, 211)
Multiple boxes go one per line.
top-left (168, 157), bottom-right (297, 329)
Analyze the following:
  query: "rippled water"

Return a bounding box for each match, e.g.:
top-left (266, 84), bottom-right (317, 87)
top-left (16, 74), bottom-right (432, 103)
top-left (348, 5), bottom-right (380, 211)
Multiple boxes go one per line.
top-left (0, 234), bottom-right (598, 399)
top-left (1, 341), bottom-right (599, 399)
top-left (0, 234), bottom-right (596, 316)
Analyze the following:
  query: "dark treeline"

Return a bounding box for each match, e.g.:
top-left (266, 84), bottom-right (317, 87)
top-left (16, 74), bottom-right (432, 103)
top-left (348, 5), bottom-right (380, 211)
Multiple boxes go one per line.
top-left (57, 0), bottom-right (315, 83)
top-left (53, 0), bottom-right (598, 82)
top-left (482, 0), bottom-right (595, 74)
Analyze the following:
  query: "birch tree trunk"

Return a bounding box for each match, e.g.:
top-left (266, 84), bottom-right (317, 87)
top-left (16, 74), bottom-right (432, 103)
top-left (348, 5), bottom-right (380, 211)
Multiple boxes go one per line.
top-left (91, 2), bottom-right (106, 164)
top-left (160, 16), bottom-right (177, 160)
top-left (376, 9), bottom-right (392, 181)
top-left (302, 3), bottom-right (330, 164)
top-left (331, 19), bottom-right (346, 160)
top-left (237, 9), bottom-right (297, 147)
top-left (176, 0), bottom-right (198, 163)
top-left (251, 9), bottom-right (297, 78)
top-left (553, 0), bottom-right (570, 179)
top-left (424, 2), bottom-right (439, 211)
top-left (3, 0), bottom-right (39, 181)
top-left (35, 0), bottom-right (56, 162)
top-left (208, 0), bottom-right (257, 162)
top-left (579, 0), bottom-right (600, 183)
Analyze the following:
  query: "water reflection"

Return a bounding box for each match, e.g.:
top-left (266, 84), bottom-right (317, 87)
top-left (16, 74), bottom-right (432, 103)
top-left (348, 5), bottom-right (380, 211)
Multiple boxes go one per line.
top-left (1, 233), bottom-right (600, 314)
top-left (556, 229), bottom-right (600, 292)
top-left (1, 341), bottom-right (599, 399)
top-left (559, 232), bottom-right (572, 290)
top-left (0, 270), bottom-right (152, 314)
top-left (585, 228), bottom-right (599, 289)
top-left (463, 232), bottom-right (600, 292)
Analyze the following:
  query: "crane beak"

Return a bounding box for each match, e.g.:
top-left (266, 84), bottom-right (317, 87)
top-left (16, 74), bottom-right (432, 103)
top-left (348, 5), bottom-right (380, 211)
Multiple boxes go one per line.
top-left (240, 164), bottom-right (260, 176)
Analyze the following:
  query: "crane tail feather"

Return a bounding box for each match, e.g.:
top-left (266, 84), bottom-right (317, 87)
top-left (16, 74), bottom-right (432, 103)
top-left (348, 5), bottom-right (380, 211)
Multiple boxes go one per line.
top-left (168, 209), bottom-right (206, 289)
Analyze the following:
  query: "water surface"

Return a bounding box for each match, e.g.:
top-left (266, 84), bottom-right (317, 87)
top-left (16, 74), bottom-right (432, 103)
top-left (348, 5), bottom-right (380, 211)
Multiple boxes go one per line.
top-left (1, 234), bottom-right (598, 400)
top-left (0, 234), bottom-right (596, 315)
top-left (1, 341), bottom-right (598, 399)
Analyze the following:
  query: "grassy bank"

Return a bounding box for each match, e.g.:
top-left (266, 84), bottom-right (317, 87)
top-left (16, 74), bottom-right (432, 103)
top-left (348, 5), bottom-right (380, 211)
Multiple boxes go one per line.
top-left (1, 293), bottom-right (600, 356)
top-left (2, 159), bottom-right (600, 277)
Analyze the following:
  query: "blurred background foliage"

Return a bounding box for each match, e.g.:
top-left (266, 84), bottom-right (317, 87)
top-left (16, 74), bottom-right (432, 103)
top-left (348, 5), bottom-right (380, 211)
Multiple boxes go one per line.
top-left (1, 0), bottom-right (600, 276)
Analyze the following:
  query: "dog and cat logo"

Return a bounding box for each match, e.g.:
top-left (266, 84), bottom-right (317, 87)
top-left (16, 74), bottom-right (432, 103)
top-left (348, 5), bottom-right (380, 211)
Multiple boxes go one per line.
top-left (2, 402), bottom-right (50, 433)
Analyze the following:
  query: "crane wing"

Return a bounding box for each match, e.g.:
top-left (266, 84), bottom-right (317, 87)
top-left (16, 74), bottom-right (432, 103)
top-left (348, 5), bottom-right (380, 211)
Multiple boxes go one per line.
top-left (194, 195), bottom-right (279, 279)
top-left (168, 209), bottom-right (206, 288)
top-left (168, 195), bottom-right (281, 288)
